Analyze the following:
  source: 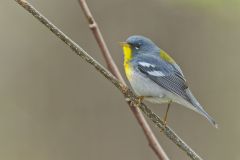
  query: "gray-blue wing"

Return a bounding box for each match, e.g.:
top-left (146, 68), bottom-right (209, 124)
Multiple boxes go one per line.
top-left (136, 58), bottom-right (191, 102)
top-left (135, 57), bottom-right (218, 128)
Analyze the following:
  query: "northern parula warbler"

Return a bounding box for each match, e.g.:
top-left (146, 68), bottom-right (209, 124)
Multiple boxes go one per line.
top-left (121, 35), bottom-right (217, 128)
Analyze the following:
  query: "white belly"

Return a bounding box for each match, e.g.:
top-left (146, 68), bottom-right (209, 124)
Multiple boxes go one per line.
top-left (128, 70), bottom-right (172, 104)
top-left (127, 68), bottom-right (200, 115)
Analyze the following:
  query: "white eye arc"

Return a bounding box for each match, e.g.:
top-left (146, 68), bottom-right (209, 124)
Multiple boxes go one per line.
top-left (135, 46), bottom-right (140, 50)
top-left (134, 43), bottom-right (142, 50)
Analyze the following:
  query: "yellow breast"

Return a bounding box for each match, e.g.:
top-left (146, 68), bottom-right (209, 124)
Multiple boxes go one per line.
top-left (122, 43), bottom-right (133, 80)
top-left (124, 63), bottom-right (133, 80)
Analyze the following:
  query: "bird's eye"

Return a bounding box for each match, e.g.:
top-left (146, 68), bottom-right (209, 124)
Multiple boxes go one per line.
top-left (135, 44), bottom-right (141, 50)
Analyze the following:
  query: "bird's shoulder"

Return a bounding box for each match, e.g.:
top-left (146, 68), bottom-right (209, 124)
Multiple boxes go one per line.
top-left (159, 49), bottom-right (175, 64)
top-left (160, 49), bottom-right (186, 77)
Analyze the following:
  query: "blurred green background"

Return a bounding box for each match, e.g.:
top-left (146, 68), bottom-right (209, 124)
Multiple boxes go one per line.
top-left (1, 0), bottom-right (239, 159)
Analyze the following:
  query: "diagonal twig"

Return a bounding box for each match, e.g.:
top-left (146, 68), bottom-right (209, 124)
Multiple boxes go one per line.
top-left (78, 0), bottom-right (169, 160)
top-left (78, 0), bottom-right (124, 83)
top-left (14, 1), bottom-right (203, 160)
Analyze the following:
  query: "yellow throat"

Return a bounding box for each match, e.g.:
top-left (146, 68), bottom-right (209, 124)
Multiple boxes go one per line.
top-left (122, 43), bottom-right (133, 80)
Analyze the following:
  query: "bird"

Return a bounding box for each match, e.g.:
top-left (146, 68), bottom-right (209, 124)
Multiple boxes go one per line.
top-left (120, 35), bottom-right (218, 128)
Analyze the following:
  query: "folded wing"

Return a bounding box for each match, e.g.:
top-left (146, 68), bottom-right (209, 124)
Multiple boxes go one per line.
top-left (136, 57), bottom-right (191, 103)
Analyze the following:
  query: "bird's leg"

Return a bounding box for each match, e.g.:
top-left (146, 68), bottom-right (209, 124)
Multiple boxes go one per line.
top-left (164, 100), bottom-right (171, 126)
top-left (160, 100), bottom-right (172, 132)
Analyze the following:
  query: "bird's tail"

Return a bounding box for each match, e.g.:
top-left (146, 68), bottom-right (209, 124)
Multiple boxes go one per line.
top-left (185, 89), bottom-right (218, 128)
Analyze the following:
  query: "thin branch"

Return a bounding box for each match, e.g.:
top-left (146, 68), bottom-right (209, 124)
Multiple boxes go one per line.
top-left (15, 1), bottom-right (203, 160)
top-left (78, 0), bottom-right (124, 83)
top-left (78, 0), bottom-right (168, 160)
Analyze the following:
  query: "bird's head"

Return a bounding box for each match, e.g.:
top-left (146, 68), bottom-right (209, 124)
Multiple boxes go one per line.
top-left (120, 35), bottom-right (159, 61)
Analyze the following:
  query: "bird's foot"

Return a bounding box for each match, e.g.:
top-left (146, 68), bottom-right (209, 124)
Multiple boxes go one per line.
top-left (131, 96), bottom-right (144, 108)
top-left (121, 85), bottom-right (128, 94)
top-left (160, 120), bottom-right (167, 132)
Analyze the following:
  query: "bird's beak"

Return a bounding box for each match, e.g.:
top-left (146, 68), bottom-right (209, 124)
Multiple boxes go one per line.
top-left (119, 42), bottom-right (130, 47)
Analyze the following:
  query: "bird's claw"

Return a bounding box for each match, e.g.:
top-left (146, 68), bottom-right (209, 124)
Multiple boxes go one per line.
top-left (160, 121), bottom-right (167, 132)
top-left (131, 96), bottom-right (144, 108)
top-left (121, 85), bottom-right (128, 94)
